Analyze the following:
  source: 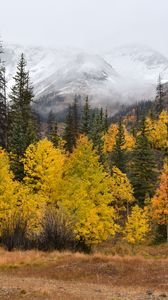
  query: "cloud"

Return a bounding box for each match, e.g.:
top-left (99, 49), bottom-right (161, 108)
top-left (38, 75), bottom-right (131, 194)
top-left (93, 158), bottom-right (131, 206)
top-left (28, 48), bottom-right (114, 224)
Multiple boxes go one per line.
top-left (0, 0), bottom-right (168, 56)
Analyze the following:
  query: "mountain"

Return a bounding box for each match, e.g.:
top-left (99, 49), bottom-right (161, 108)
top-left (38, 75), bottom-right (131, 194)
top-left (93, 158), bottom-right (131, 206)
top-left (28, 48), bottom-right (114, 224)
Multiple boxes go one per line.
top-left (3, 43), bottom-right (168, 117)
top-left (105, 44), bottom-right (168, 101)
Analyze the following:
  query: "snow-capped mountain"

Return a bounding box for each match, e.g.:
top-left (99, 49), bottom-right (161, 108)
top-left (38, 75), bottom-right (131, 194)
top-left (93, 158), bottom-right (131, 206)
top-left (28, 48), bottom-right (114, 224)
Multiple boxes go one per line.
top-left (3, 43), bottom-right (168, 116)
top-left (105, 44), bottom-right (168, 102)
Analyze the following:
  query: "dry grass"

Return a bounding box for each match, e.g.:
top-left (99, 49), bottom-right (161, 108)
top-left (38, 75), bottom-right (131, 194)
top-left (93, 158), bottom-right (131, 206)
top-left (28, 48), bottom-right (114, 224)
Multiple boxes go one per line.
top-left (0, 245), bottom-right (168, 299)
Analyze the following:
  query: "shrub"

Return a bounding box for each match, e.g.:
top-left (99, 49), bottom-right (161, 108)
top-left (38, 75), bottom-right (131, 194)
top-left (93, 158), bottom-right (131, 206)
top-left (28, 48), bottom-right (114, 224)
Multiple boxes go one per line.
top-left (38, 207), bottom-right (77, 251)
top-left (1, 212), bottom-right (29, 251)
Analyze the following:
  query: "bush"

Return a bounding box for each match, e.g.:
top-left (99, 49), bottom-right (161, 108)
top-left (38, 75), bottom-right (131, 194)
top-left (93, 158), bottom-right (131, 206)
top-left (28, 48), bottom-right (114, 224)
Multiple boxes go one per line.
top-left (1, 213), bottom-right (29, 251)
top-left (38, 207), bottom-right (77, 251)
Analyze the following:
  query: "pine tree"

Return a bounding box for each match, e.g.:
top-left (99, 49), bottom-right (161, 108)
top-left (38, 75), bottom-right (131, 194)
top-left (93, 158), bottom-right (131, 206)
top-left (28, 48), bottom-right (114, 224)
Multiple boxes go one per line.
top-left (63, 96), bottom-right (79, 152)
top-left (8, 54), bottom-right (37, 156)
top-left (104, 108), bottom-right (108, 132)
top-left (0, 42), bottom-right (7, 149)
top-left (8, 54), bottom-right (37, 179)
top-left (73, 95), bottom-right (79, 139)
top-left (47, 110), bottom-right (55, 136)
top-left (81, 96), bottom-right (90, 135)
top-left (155, 75), bottom-right (165, 115)
top-left (130, 123), bottom-right (158, 206)
top-left (89, 109), bottom-right (105, 159)
top-left (63, 105), bottom-right (75, 152)
top-left (111, 120), bottom-right (126, 173)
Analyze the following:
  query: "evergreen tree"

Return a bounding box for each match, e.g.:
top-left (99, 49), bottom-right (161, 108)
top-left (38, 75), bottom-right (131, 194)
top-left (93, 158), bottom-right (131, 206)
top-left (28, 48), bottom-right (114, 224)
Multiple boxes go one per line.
top-left (130, 123), bottom-right (158, 206)
top-left (81, 96), bottom-right (90, 135)
top-left (111, 120), bottom-right (126, 173)
top-left (155, 75), bottom-right (165, 115)
top-left (104, 108), bottom-right (108, 132)
top-left (63, 96), bottom-right (79, 152)
top-left (0, 42), bottom-right (7, 149)
top-left (63, 105), bottom-right (75, 152)
top-left (89, 109), bottom-right (104, 159)
top-left (8, 54), bottom-right (37, 179)
top-left (47, 110), bottom-right (55, 136)
top-left (50, 122), bottom-right (60, 148)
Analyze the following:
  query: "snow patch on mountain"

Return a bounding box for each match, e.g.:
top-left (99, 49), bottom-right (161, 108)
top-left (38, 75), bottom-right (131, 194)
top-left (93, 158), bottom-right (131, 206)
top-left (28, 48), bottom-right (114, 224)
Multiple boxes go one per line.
top-left (3, 43), bottom-right (168, 115)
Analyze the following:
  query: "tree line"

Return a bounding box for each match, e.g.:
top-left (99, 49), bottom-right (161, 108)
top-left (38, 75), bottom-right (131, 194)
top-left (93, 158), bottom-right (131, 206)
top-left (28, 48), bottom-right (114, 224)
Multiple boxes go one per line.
top-left (0, 42), bottom-right (167, 251)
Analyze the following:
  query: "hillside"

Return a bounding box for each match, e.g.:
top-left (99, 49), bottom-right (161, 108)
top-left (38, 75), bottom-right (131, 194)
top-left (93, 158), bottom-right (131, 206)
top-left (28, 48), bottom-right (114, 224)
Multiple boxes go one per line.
top-left (3, 43), bottom-right (168, 117)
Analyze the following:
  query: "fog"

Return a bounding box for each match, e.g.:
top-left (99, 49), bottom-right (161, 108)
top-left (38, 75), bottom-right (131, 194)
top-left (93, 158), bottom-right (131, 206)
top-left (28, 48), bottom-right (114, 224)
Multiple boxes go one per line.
top-left (0, 0), bottom-right (168, 55)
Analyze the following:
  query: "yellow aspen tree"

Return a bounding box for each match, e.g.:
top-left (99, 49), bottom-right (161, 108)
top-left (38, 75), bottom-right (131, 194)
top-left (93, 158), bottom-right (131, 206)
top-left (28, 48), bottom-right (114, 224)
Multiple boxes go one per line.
top-left (124, 205), bottom-right (150, 245)
top-left (0, 148), bottom-right (46, 235)
top-left (58, 135), bottom-right (120, 246)
top-left (22, 139), bottom-right (66, 200)
top-left (151, 160), bottom-right (168, 242)
top-left (103, 123), bottom-right (135, 153)
top-left (110, 167), bottom-right (134, 214)
top-left (145, 110), bottom-right (168, 150)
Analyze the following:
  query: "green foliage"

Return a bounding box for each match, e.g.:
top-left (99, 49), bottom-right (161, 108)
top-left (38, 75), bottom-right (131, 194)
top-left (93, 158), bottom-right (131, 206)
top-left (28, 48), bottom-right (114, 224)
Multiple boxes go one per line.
top-left (130, 124), bottom-right (158, 206)
top-left (8, 54), bottom-right (37, 179)
top-left (111, 120), bottom-right (126, 173)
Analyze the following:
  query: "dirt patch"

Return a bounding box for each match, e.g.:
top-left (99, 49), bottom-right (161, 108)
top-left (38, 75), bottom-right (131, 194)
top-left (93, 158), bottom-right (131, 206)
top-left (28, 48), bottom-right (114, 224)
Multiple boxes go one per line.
top-left (0, 249), bottom-right (168, 299)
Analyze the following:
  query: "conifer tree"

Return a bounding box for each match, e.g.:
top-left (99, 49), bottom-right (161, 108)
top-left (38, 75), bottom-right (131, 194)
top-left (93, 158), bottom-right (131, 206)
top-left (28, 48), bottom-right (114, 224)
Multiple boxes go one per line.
top-left (111, 120), bottom-right (126, 173)
top-left (63, 105), bottom-right (75, 152)
top-left (130, 123), bottom-right (158, 206)
top-left (81, 96), bottom-right (90, 135)
top-left (88, 108), bottom-right (106, 160)
top-left (47, 110), bottom-right (55, 135)
top-left (0, 42), bottom-right (7, 149)
top-left (63, 96), bottom-right (80, 152)
top-left (50, 122), bottom-right (60, 148)
top-left (104, 108), bottom-right (108, 132)
top-left (155, 75), bottom-right (165, 115)
top-left (8, 54), bottom-right (37, 157)
top-left (8, 54), bottom-right (37, 179)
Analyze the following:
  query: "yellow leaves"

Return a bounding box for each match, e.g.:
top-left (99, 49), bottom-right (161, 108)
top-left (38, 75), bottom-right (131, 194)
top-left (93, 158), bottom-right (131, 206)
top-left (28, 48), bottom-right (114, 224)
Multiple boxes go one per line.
top-left (123, 127), bottom-right (135, 150)
top-left (0, 149), bottom-right (19, 225)
top-left (0, 146), bottom-right (48, 235)
top-left (151, 159), bottom-right (168, 225)
top-left (75, 204), bottom-right (120, 245)
top-left (124, 205), bottom-right (150, 245)
top-left (103, 124), bottom-right (118, 153)
top-left (103, 124), bottom-right (135, 153)
top-left (22, 138), bottom-right (66, 199)
top-left (110, 167), bottom-right (134, 207)
top-left (145, 111), bottom-right (168, 150)
top-left (57, 135), bottom-right (120, 245)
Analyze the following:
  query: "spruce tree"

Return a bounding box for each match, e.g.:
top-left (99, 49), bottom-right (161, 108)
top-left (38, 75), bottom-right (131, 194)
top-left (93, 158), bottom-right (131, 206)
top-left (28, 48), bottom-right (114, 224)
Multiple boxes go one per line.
top-left (104, 108), bottom-right (108, 133)
top-left (81, 96), bottom-right (90, 135)
top-left (155, 75), bottom-right (165, 115)
top-left (8, 54), bottom-right (37, 179)
top-left (63, 105), bottom-right (75, 152)
top-left (47, 110), bottom-right (59, 147)
top-left (47, 110), bottom-right (55, 136)
top-left (111, 120), bottom-right (126, 173)
top-left (63, 96), bottom-right (79, 152)
top-left (0, 42), bottom-right (7, 149)
top-left (89, 109), bottom-right (104, 159)
top-left (130, 123), bottom-right (158, 206)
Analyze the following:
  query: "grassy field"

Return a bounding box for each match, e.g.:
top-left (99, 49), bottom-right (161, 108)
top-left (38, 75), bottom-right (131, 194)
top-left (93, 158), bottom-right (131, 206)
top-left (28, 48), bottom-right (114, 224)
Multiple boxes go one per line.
top-left (0, 244), bottom-right (168, 299)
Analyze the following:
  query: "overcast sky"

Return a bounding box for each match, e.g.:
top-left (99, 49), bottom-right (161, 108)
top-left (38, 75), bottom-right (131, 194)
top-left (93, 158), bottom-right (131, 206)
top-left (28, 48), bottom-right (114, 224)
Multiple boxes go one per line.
top-left (0, 0), bottom-right (168, 55)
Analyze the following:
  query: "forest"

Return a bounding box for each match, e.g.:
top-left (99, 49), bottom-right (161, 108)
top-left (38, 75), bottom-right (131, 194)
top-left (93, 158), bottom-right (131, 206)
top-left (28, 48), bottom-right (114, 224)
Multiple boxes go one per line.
top-left (0, 44), bottom-right (167, 253)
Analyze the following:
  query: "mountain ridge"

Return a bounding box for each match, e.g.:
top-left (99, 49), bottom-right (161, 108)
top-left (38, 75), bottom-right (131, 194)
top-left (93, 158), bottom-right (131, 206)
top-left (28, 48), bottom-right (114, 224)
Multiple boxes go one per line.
top-left (3, 43), bottom-right (168, 116)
